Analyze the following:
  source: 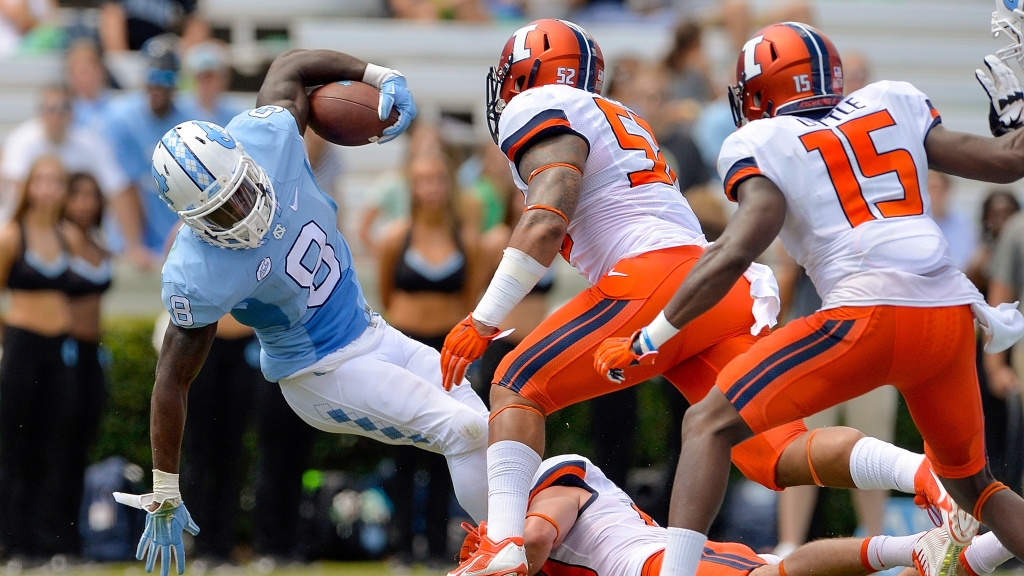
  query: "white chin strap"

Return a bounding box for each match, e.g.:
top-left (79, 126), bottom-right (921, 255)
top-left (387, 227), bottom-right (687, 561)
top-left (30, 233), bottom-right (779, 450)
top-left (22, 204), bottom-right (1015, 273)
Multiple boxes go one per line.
top-left (994, 9), bottom-right (1024, 65)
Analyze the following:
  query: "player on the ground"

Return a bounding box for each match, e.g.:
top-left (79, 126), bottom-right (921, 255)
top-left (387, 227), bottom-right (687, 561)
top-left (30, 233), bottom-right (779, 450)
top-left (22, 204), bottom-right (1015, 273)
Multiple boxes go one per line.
top-left (441, 19), bottom-right (966, 576)
top-left (461, 454), bottom-right (1017, 576)
top-left (593, 21), bottom-right (1024, 576)
top-left (112, 49), bottom-right (492, 576)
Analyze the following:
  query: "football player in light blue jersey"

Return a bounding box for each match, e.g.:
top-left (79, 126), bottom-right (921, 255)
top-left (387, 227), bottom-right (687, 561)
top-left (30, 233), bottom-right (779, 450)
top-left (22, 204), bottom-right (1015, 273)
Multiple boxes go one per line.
top-left (113, 49), bottom-right (490, 576)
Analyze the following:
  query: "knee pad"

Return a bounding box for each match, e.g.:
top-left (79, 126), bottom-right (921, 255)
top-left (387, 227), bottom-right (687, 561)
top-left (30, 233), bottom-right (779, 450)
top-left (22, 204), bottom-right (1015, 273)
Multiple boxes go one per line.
top-left (447, 407), bottom-right (488, 453)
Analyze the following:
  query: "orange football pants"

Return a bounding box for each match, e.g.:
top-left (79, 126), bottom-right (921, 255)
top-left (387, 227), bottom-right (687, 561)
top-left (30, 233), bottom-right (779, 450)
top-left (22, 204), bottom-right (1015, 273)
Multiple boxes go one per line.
top-left (493, 245), bottom-right (807, 490)
top-left (642, 541), bottom-right (766, 576)
top-left (717, 304), bottom-right (986, 479)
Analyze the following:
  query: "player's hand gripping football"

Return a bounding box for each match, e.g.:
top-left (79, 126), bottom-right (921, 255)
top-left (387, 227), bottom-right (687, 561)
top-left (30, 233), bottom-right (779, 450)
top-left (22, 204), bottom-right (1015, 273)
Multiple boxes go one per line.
top-left (113, 492), bottom-right (200, 576)
top-left (976, 54), bottom-right (1024, 136)
top-left (440, 316), bottom-right (512, 391)
top-left (594, 330), bottom-right (658, 384)
top-left (376, 71), bottom-right (417, 144)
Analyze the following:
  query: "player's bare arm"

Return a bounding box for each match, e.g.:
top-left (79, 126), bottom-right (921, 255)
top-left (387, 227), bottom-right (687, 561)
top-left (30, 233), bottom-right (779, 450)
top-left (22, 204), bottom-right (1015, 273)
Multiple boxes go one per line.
top-left (149, 322), bottom-right (218, 477)
top-left (656, 178), bottom-right (786, 331)
top-left (256, 49), bottom-right (415, 142)
top-left (521, 485), bottom-right (586, 575)
top-left (440, 133), bottom-right (587, 390)
top-left (924, 123), bottom-right (1024, 183)
top-left (255, 49), bottom-right (371, 133)
top-left (472, 134), bottom-right (587, 333)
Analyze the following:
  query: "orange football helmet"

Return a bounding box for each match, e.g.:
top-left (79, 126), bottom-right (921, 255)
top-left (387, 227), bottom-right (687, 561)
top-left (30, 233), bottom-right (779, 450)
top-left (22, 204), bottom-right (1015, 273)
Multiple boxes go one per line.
top-left (728, 22), bottom-right (844, 127)
top-left (486, 19), bottom-right (605, 144)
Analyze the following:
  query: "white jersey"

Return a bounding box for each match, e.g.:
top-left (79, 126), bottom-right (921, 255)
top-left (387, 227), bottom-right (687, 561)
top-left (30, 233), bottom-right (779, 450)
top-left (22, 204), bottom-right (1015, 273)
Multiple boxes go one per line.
top-left (498, 84), bottom-right (704, 284)
top-left (533, 455), bottom-right (770, 576)
top-left (717, 81), bottom-right (980, 310)
top-left (532, 455), bottom-right (665, 576)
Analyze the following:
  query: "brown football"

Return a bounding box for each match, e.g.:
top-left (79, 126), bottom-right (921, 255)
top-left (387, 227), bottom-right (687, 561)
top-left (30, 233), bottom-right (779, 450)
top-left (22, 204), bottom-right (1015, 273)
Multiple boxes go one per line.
top-left (307, 81), bottom-right (399, 146)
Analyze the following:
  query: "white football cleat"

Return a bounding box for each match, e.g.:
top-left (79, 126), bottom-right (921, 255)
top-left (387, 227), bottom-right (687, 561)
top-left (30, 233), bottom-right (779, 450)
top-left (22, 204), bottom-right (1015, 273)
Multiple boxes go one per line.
top-left (913, 527), bottom-right (963, 576)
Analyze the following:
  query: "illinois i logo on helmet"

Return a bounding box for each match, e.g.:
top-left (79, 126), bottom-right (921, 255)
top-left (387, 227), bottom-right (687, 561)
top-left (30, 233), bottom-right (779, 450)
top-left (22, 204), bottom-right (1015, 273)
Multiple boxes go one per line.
top-left (485, 19), bottom-right (605, 144)
top-left (727, 22), bottom-right (844, 127)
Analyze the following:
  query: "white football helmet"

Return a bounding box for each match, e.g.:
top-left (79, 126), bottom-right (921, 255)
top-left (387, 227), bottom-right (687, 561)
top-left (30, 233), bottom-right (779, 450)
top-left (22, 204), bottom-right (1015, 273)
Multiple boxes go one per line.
top-left (152, 121), bottom-right (275, 249)
top-left (994, 0), bottom-right (1024, 65)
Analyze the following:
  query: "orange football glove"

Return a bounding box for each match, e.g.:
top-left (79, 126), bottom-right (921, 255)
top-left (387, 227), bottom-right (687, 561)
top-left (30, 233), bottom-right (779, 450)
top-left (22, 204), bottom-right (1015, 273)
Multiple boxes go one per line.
top-left (440, 316), bottom-right (511, 391)
top-left (593, 330), bottom-right (657, 384)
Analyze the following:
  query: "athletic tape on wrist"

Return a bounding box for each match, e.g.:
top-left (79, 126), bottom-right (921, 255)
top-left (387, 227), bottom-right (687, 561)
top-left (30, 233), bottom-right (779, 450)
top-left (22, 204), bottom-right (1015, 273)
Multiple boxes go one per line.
top-left (362, 63), bottom-right (397, 89)
top-left (472, 248), bottom-right (547, 327)
top-left (642, 311), bottom-right (681, 351)
top-left (153, 469), bottom-right (181, 504)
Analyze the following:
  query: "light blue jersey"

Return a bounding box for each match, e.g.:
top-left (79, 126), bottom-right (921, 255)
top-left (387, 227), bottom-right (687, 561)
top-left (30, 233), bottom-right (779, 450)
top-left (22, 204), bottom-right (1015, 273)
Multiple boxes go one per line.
top-left (161, 106), bottom-right (371, 382)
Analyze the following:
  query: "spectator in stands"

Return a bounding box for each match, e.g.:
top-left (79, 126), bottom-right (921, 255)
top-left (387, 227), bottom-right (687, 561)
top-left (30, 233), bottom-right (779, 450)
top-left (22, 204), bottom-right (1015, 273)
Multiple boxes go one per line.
top-left (623, 64), bottom-right (710, 193)
top-left (358, 122), bottom-right (441, 254)
top-left (0, 86), bottom-right (133, 252)
top-left (98, 0), bottom-right (207, 52)
top-left (183, 41), bottom-right (239, 127)
top-left (378, 151), bottom-right (481, 568)
top-left (388, 0), bottom-right (490, 21)
top-left (304, 127), bottom-right (346, 230)
top-left (465, 143), bottom-right (516, 233)
top-left (663, 21), bottom-right (713, 104)
top-left (929, 170), bottom-right (976, 270)
top-left (0, 0), bottom-right (54, 58)
top-left (103, 34), bottom-right (198, 265)
top-left (969, 190), bottom-right (1024, 494)
top-left (60, 172), bottom-right (113, 555)
top-left (984, 198), bottom-right (1024, 448)
top-left (0, 156), bottom-right (84, 562)
top-left (65, 39), bottom-right (113, 131)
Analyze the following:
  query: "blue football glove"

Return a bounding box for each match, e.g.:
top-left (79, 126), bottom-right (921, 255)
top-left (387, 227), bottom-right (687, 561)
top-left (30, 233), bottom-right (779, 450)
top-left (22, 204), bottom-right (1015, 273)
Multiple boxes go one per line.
top-left (377, 73), bottom-right (417, 144)
top-left (114, 493), bottom-right (199, 576)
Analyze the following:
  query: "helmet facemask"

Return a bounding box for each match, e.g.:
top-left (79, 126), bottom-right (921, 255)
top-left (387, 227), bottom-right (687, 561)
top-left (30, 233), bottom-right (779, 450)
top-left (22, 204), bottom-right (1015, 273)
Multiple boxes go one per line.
top-left (993, 3), bottom-right (1024, 65)
top-left (486, 53), bottom-right (512, 145)
top-left (727, 82), bottom-right (747, 127)
top-left (179, 154), bottom-right (276, 249)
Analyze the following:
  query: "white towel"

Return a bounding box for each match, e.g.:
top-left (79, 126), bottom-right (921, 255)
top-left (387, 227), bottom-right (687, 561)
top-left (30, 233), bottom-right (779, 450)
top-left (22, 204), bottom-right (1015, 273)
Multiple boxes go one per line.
top-left (972, 300), bottom-right (1024, 353)
top-left (743, 262), bottom-right (781, 335)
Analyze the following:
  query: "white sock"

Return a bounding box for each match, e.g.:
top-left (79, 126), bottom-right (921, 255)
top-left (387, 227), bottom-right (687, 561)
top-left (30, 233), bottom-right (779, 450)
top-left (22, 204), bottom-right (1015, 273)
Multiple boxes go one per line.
top-left (662, 528), bottom-right (707, 576)
top-left (849, 437), bottom-right (924, 493)
top-left (486, 440), bottom-right (541, 541)
top-left (963, 532), bottom-right (1015, 575)
top-left (864, 533), bottom-right (923, 570)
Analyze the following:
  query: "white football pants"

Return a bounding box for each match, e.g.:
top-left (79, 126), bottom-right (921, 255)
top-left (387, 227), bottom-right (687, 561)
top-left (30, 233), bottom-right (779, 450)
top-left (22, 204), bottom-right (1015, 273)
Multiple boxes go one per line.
top-left (277, 316), bottom-right (489, 521)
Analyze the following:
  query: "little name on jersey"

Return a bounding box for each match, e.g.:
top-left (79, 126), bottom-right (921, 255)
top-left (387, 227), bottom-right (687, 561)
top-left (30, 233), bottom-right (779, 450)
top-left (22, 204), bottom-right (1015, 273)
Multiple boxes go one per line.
top-left (790, 96), bottom-right (867, 127)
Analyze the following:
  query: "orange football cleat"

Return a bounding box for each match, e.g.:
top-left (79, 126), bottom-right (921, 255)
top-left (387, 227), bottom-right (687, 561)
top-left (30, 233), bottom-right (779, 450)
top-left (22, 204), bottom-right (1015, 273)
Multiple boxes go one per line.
top-left (447, 522), bottom-right (527, 576)
top-left (914, 459), bottom-right (979, 546)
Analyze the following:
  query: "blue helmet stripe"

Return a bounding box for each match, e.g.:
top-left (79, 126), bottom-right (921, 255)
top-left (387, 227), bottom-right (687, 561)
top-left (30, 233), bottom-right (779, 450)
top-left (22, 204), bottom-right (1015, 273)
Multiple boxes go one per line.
top-left (560, 20), bottom-right (595, 93)
top-left (786, 22), bottom-right (830, 95)
top-left (161, 131), bottom-right (216, 190)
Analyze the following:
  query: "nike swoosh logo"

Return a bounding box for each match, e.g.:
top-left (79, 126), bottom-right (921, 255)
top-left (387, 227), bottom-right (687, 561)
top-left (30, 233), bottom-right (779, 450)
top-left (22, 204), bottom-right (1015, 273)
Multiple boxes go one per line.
top-left (290, 187), bottom-right (299, 211)
top-left (607, 269), bottom-right (627, 277)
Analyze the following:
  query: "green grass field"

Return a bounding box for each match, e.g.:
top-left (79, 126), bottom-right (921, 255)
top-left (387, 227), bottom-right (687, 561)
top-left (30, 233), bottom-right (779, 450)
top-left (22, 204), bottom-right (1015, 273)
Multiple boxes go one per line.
top-left (15, 563), bottom-right (448, 576)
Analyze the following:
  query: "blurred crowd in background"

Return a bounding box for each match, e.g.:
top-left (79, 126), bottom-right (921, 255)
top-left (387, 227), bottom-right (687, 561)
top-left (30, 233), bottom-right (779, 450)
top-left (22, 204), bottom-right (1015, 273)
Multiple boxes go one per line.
top-left (0, 0), bottom-right (1021, 573)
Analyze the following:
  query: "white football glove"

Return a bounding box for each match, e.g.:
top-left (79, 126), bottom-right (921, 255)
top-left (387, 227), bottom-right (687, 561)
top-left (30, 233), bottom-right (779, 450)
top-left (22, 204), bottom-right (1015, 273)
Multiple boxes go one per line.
top-left (976, 54), bottom-right (1024, 136)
